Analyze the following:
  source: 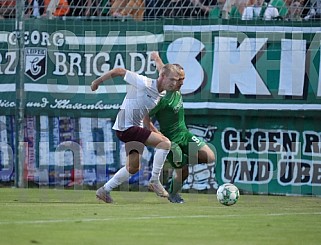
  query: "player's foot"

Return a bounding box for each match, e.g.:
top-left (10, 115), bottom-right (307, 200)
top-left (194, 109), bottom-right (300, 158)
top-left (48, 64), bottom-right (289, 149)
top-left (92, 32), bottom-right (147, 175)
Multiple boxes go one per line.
top-left (168, 193), bottom-right (185, 204)
top-left (148, 180), bottom-right (169, 198)
top-left (96, 187), bottom-right (113, 203)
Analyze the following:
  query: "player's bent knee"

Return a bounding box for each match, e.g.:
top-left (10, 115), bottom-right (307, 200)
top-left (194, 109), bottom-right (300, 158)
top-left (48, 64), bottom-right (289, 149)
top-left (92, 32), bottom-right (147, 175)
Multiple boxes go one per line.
top-left (156, 136), bottom-right (171, 150)
top-left (163, 138), bottom-right (171, 150)
top-left (208, 151), bottom-right (215, 163)
top-left (199, 146), bottom-right (216, 163)
top-left (128, 165), bottom-right (140, 174)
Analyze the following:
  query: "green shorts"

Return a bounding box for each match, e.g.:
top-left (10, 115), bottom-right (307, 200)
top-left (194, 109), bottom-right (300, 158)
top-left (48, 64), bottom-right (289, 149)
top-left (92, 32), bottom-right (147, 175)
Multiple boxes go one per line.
top-left (166, 131), bottom-right (206, 169)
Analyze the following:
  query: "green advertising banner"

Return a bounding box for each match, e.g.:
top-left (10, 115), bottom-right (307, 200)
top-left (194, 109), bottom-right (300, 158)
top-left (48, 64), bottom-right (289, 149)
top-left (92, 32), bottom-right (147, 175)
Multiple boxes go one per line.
top-left (1, 20), bottom-right (320, 117)
top-left (0, 19), bottom-right (320, 195)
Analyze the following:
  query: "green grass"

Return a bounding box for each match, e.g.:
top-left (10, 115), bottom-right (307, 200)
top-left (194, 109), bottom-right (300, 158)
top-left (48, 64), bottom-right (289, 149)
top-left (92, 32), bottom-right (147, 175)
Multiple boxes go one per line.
top-left (0, 188), bottom-right (321, 245)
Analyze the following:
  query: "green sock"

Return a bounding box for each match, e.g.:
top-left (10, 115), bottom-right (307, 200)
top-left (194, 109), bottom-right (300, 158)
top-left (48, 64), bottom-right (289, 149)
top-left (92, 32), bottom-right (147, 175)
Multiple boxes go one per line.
top-left (169, 178), bottom-right (183, 195)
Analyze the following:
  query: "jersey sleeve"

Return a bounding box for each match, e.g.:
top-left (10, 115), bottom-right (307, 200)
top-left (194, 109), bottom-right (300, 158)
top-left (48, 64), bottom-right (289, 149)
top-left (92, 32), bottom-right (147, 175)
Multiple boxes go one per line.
top-left (124, 70), bottom-right (150, 89)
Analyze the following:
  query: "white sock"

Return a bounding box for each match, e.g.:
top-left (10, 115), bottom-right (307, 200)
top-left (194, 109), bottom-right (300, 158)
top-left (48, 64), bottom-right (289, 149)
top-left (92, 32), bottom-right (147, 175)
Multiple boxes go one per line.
top-left (150, 148), bottom-right (170, 181)
top-left (103, 167), bottom-right (131, 192)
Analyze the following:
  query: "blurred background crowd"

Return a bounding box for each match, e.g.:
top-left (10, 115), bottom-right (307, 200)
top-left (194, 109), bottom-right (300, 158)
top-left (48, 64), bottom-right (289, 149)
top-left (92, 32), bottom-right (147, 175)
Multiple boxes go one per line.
top-left (0, 0), bottom-right (320, 21)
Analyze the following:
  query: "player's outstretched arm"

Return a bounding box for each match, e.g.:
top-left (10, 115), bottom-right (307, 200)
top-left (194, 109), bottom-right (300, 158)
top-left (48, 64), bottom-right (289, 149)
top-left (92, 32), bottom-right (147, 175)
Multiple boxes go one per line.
top-left (91, 67), bottom-right (126, 91)
top-left (150, 51), bottom-right (165, 73)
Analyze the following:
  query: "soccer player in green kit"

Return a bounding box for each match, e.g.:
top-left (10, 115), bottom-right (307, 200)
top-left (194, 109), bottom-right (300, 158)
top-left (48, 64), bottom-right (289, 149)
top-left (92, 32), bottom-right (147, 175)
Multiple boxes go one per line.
top-left (145, 52), bottom-right (216, 203)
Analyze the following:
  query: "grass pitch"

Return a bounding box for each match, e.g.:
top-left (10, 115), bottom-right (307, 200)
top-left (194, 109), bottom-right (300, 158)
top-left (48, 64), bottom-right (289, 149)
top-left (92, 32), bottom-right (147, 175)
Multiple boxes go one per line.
top-left (0, 188), bottom-right (320, 245)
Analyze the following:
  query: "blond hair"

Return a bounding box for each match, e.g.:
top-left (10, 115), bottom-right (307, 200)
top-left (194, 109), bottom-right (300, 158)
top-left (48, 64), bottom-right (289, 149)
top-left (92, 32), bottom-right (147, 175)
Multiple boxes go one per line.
top-left (160, 64), bottom-right (181, 77)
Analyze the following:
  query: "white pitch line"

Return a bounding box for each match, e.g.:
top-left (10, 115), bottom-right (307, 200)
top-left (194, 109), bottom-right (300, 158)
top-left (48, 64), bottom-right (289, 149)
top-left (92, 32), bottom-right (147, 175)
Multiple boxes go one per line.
top-left (0, 212), bottom-right (321, 225)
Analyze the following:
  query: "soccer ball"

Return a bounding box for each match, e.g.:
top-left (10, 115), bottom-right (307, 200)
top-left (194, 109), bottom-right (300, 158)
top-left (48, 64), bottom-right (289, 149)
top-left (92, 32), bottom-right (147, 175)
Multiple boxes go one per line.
top-left (216, 183), bottom-right (240, 206)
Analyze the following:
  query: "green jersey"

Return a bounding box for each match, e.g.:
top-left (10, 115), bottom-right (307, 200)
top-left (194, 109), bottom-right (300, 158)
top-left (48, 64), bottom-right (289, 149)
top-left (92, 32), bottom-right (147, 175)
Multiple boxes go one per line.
top-left (150, 91), bottom-right (206, 169)
top-left (149, 91), bottom-right (187, 142)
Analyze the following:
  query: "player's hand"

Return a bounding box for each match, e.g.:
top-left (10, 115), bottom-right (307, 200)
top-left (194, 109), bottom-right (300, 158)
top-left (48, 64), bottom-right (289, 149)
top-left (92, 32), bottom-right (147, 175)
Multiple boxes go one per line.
top-left (150, 51), bottom-right (160, 61)
top-left (91, 81), bottom-right (99, 91)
